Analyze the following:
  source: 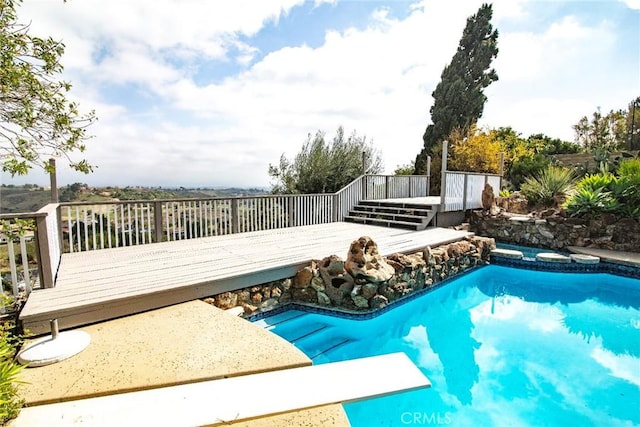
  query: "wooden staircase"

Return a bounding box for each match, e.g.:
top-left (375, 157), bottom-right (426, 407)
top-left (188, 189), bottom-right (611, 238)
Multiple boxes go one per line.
top-left (343, 200), bottom-right (438, 231)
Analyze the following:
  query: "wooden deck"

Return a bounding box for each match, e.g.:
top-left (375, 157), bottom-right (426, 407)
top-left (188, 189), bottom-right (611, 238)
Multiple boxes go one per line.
top-left (20, 222), bottom-right (472, 334)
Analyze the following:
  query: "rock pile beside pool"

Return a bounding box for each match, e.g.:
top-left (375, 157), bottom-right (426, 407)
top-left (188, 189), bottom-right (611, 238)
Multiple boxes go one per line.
top-left (204, 235), bottom-right (496, 315)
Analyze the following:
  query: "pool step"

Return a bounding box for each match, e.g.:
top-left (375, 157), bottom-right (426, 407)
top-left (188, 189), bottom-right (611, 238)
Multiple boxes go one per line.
top-left (293, 327), bottom-right (353, 360)
top-left (259, 313), bottom-right (320, 342)
top-left (257, 313), bottom-right (354, 362)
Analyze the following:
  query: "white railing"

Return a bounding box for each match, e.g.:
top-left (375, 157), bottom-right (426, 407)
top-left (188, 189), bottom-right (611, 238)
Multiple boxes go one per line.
top-left (362, 175), bottom-right (430, 200)
top-left (289, 194), bottom-right (334, 227)
top-left (441, 171), bottom-right (502, 212)
top-left (64, 201), bottom-right (157, 252)
top-left (335, 176), bottom-right (364, 221)
top-left (0, 205), bottom-right (62, 306)
top-left (60, 193), bottom-right (340, 252)
top-left (60, 175), bottom-right (432, 253)
top-left (0, 231), bottom-right (36, 299)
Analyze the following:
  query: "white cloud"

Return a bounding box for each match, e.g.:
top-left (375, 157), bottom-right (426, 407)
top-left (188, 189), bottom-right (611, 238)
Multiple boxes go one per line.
top-left (3, 0), bottom-right (638, 188)
top-left (482, 12), bottom-right (621, 140)
top-left (621, 0), bottom-right (640, 9)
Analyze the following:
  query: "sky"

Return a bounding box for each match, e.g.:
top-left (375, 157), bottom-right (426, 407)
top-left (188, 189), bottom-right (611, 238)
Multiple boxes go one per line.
top-left (1, 0), bottom-right (639, 189)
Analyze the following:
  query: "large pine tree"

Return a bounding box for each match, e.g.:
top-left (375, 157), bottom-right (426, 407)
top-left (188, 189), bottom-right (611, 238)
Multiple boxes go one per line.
top-left (415, 3), bottom-right (499, 174)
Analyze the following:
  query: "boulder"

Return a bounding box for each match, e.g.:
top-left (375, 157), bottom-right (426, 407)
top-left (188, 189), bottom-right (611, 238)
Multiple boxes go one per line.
top-left (498, 193), bottom-right (528, 214)
top-left (293, 265), bottom-right (314, 288)
top-left (481, 183), bottom-right (495, 210)
top-left (351, 295), bottom-right (369, 309)
top-left (322, 275), bottom-right (355, 305)
top-left (370, 295), bottom-right (388, 309)
top-left (345, 236), bottom-right (395, 283)
top-left (317, 291), bottom-right (332, 305)
top-left (214, 292), bottom-right (238, 309)
top-left (318, 255), bottom-right (355, 304)
top-left (361, 283), bottom-right (378, 299)
top-left (387, 252), bottom-right (426, 269)
top-left (320, 255), bottom-right (345, 275)
top-left (291, 287), bottom-right (318, 303)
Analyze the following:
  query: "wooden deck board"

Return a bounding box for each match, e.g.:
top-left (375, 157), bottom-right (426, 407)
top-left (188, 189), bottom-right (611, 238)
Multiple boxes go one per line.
top-left (20, 222), bottom-right (472, 334)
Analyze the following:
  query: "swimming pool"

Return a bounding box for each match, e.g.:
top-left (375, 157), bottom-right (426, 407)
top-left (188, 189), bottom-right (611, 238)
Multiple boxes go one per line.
top-left (257, 265), bottom-right (640, 426)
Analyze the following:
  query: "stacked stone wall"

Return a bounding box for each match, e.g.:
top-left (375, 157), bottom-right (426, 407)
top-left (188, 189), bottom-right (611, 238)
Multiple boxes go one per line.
top-left (468, 211), bottom-right (640, 252)
top-left (204, 235), bottom-right (495, 316)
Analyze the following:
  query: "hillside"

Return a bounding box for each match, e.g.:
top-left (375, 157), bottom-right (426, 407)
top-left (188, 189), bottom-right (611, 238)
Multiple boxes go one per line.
top-left (0, 186), bottom-right (52, 214)
top-left (0, 184), bottom-right (269, 214)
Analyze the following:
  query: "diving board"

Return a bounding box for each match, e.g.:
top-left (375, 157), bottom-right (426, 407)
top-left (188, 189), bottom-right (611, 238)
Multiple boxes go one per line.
top-left (12, 352), bottom-right (431, 427)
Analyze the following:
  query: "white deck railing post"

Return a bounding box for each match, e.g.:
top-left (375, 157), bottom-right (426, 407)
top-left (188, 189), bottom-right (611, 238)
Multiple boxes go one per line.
top-left (426, 155), bottom-right (431, 196)
top-left (440, 141), bottom-right (448, 210)
top-left (153, 202), bottom-right (163, 243)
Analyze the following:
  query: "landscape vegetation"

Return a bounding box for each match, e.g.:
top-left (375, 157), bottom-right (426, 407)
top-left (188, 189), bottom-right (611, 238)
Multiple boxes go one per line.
top-left (0, 0), bottom-right (639, 424)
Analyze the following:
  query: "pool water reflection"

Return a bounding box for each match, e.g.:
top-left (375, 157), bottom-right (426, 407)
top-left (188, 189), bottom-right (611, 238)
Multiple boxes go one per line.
top-left (262, 265), bottom-right (640, 426)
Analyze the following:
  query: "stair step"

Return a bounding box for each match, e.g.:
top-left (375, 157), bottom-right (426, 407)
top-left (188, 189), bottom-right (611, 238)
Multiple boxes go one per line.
top-left (310, 338), bottom-right (352, 361)
top-left (253, 310), bottom-right (308, 330)
top-left (264, 315), bottom-right (322, 342)
top-left (344, 216), bottom-right (424, 231)
top-left (359, 200), bottom-right (436, 210)
top-left (293, 329), bottom-right (353, 359)
top-left (348, 211), bottom-right (427, 224)
top-left (291, 325), bottom-right (330, 344)
top-left (351, 205), bottom-right (433, 216)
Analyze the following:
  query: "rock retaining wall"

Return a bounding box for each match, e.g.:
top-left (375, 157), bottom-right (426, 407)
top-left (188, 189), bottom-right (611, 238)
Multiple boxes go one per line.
top-left (469, 211), bottom-right (640, 252)
top-left (203, 235), bottom-right (495, 316)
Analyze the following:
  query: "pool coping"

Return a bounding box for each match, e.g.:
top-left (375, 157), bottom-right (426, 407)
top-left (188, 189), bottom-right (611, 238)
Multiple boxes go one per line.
top-left (490, 256), bottom-right (640, 278)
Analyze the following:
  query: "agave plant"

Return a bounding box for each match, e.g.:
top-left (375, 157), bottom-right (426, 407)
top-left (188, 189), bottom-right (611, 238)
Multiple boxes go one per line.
top-left (564, 188), bottom-right (619, 219)
top-left (576, 172), bottom-right (617, 193)
top-left (520, 166), bottom-right (577, 207)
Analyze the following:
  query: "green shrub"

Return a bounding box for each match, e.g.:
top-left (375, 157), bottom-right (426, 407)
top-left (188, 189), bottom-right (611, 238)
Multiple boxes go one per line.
top-left (576, 172), bottom-right (617, 193)
top-left (564, 188), bottom-right (619, 219)
top-left (612, 176), bottom-right (640, 219)
top-left (0, 322), bottom-right (24, 425)
top-left (565, 165), bottom-right (640, 220)
top-left (617, 158), bottom-right (640, 180)
top-left (520, 166), bottom-right (577, 207)
top-left (506, 154), bottom-right (550, 190)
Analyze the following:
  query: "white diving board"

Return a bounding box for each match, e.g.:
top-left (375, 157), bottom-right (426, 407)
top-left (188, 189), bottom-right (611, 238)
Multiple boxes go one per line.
top-left (12, 352), bottom-right (431, 427)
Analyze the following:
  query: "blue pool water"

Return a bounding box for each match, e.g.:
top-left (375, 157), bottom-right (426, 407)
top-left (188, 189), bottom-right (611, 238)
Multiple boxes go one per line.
top-left (257, 265), bottom-right (640, 426)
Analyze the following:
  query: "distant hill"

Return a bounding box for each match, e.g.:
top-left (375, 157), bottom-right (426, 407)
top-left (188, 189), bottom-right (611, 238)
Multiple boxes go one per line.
top-left (0, 184), bottom-right (269, 214)
top-left (0, 186), bottom-right (51, 214)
